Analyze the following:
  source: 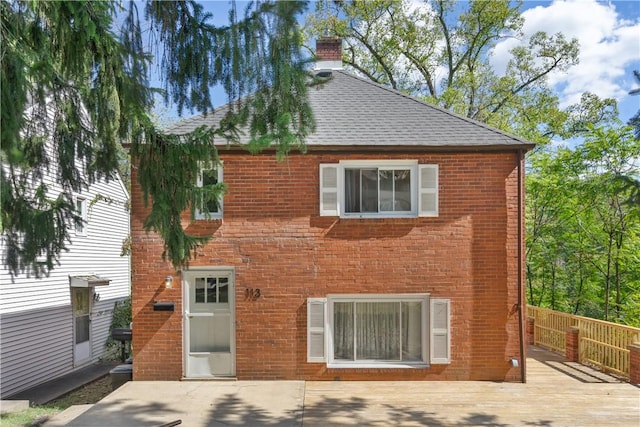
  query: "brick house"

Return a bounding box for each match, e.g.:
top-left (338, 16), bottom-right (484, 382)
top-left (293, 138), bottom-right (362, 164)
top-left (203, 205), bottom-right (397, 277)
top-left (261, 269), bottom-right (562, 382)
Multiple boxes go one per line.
top-left (131, 38), bottom-right (534, 382)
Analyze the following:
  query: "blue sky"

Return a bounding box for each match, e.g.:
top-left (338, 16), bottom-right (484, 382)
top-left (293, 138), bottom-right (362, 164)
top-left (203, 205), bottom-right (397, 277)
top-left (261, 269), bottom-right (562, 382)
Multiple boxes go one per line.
top-left (160, 0), bottom-right (640, 128)
top-left (490, 0), bottom-right (640, 124)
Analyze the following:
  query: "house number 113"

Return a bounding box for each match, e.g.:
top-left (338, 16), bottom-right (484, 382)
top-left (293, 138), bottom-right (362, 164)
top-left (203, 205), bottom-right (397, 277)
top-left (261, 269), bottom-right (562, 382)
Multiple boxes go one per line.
top-left (245, 288), bottom-right (261, 300)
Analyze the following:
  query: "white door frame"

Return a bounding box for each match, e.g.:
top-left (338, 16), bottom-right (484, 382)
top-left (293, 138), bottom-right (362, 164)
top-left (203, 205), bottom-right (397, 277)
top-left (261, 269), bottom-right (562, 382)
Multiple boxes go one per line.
top-left (72, 287), bottom-right (92, 366)
top-left (182, 267), bottom-right (236, 378)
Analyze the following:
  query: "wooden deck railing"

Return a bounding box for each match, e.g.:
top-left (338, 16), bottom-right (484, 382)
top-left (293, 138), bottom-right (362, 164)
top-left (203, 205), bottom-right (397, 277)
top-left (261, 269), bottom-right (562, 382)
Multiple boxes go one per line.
top-left (526, 306), bottom-right (575, 354)
top-left (526, 305), bottom-right (640, 379)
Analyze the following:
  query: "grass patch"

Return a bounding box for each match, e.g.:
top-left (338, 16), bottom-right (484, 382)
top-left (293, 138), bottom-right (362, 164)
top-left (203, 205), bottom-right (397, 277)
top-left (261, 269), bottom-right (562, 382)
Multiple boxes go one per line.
top-left (0, 407), bottom-right (61, 427)
top-left (0, 376), bottom-right (113, 426)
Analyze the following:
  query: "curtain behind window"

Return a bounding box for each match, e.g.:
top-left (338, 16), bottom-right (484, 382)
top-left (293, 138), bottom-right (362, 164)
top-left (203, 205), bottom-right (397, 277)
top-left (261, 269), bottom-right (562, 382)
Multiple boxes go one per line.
top-left (334, 301), bottom-right (422, 361)
top-left (334, 302), bottom-right (353, 359)
top-left (357, 302), bottom-right (400, 359)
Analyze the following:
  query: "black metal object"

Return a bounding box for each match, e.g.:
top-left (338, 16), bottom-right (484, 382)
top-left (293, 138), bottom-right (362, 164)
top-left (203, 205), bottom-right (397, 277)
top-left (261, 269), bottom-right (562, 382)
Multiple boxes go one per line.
top-left (111, 328), bottom-right (132, 362)
top-left (153, 302), bottom-right (175, 311)
top-left (112, 328), bottom-right (132, 341)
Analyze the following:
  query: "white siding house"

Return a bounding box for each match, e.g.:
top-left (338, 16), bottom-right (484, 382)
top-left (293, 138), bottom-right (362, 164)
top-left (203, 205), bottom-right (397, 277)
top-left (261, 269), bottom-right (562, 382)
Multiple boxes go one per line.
top-left (0, 149), bottom-right (130, 398)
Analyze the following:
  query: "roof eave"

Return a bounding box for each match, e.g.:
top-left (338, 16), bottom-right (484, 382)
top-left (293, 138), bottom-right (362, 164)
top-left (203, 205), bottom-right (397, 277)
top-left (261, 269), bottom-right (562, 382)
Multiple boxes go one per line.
top-left (211, 142), bottom-right (535, 153)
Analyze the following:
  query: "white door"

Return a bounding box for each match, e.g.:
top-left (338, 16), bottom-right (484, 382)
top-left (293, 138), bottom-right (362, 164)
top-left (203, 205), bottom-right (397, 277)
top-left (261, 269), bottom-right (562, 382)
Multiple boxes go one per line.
top-left (72, 287), bottom-right (91, 366)
top-left (183, 269), bottom-right (235, 377)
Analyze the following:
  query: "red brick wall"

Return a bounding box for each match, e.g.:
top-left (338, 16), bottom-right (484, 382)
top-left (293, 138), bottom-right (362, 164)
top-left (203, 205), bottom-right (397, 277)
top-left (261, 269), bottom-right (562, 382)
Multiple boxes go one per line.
top-left (316, 37), bottom-right (342, 61)
top-left (629, 344), bottom-right (640, 385)
top-left (131, 150), bottom-right (525, 381)
top-left (565, 327), bottom-right (580, 362)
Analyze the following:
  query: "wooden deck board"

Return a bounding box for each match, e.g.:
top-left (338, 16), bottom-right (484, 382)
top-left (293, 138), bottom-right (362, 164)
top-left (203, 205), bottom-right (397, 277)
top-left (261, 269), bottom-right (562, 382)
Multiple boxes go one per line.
top-left (302, 346), bottom-right (640, 426)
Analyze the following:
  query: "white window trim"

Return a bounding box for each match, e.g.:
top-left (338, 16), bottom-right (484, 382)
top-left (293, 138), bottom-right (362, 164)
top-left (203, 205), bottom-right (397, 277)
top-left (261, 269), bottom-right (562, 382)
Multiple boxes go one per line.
top-left (319, 160), bottom-right (439, 219)
top-left (326, 293), bottom-right (430, 369)
top-left (195, 164), bottom-right (223, 220)
top-left (339, 160), bottom-right (417, 219)
top-left (75, 197), bottom-right (87, 236)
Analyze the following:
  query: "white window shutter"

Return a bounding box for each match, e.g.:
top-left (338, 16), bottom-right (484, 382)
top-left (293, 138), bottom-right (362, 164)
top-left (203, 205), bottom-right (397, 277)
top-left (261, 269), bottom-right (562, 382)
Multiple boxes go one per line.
top-left (430, 298), bottom-right (450, 364)
top-left (307, 298), bottom-right (327, 363)
top-left (319, 164), bottom-right (339, 216)
top-left (419, 164), bottom-right (438, 217)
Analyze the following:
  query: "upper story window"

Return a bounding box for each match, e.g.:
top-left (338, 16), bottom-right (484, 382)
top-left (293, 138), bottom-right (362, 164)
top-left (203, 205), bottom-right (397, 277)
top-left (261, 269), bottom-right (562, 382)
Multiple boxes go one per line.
top-left (319, 161), bottom-right (438, 218)
top-left (196, 166), bottom-right (223, 220)
top-left (75, 197), bottom-right (87, 236)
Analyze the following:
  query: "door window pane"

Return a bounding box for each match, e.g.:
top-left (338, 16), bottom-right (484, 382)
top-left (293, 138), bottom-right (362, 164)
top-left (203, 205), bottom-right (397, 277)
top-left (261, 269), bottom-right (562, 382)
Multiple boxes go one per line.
top-left (207, 277), bottom-right (217, 303)
top-left (195, 278), bottom-right (205, 303)
top-left (76, 316), bottom-right (90, 344)
top-left (73, 288), bottom-right (90, 315)
top-left (190, 315), bottom-right (230, 352)
top-left (195, 277), bottom-right (230, 304)
top-left (218, 277), bottom-right (229, 303)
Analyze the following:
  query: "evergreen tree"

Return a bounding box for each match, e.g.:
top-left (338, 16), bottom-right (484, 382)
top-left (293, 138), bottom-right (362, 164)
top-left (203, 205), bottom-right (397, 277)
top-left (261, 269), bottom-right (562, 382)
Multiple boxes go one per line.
top-left (1, 0), bottom-right (314, 276)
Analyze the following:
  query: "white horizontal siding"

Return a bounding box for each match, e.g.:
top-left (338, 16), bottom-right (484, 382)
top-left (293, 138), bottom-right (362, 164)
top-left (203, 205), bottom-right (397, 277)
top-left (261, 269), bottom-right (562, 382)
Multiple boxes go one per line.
top-left (0, 306), bottom-right (73, 397)
top-left (1, 175), bottom-right (130, 313)
top-left (0, 135), bottom-right (130, 397)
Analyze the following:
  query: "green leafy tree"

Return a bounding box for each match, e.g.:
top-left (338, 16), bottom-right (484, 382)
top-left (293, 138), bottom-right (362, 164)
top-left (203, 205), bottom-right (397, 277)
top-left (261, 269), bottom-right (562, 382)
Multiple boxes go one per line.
top-left (573, 125), bottom-right (640, 323)
top-left (629, 70), bottom-right (640, 139)
top-left (306, 0), bottom-right (617, 145)
top-left (621, 70), bottom-right (640, 207)
top-left (526, 124), bottom-right (640, 325)
top-left (1, 0), bottom-right (314, 276)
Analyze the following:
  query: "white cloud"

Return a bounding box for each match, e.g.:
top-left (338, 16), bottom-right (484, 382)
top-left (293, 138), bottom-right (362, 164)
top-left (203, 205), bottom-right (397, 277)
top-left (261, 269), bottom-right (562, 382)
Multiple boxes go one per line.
top-left (491, 0), bottom-right (640, 109)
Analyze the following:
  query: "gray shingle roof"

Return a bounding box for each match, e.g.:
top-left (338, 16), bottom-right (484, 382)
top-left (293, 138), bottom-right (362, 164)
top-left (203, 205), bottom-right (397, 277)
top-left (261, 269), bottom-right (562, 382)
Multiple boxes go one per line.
top-left (167, 70), bottom-right (534, 150)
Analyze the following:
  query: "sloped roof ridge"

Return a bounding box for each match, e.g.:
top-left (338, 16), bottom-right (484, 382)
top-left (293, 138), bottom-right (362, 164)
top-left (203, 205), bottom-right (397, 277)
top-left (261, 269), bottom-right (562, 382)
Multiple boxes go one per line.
top-left (164, 107), bottom-right (224, 132)
top-left (333, 69), bottom-right (532, 146)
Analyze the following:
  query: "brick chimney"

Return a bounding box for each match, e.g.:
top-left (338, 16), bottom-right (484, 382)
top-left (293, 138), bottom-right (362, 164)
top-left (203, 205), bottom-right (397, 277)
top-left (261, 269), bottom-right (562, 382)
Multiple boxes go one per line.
top-left (315, 37), bottom-right (343, 70)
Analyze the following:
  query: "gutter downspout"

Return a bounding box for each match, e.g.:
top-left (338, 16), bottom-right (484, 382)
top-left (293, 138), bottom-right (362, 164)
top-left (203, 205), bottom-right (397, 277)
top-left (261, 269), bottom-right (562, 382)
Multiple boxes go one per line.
top-left (517, 149), bottom-right (526, 383)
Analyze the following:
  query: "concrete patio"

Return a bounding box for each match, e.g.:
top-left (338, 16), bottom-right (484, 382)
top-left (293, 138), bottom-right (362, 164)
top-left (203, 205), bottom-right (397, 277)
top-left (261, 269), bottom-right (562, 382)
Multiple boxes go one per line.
top-left (45, 346), bottom-right (639, 426)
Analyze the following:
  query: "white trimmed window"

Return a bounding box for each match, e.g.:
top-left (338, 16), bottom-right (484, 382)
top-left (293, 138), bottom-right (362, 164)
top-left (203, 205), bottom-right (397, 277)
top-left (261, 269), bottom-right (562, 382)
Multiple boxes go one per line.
top-left (75, 197), bottom-right (87, 236)
top-left (195, 166), bottom-right (223, 219)
top-left (319, 161), bottom-right (438, 218)
top-left (307, 294), bottom-right (451, 368)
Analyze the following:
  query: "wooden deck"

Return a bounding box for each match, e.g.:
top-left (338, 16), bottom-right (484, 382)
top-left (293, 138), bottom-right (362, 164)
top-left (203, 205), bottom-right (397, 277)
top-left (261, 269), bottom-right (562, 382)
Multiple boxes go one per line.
top-left (302, 346), bottom-right (640, 426)
top-left (40, 345), bottom-right (639, 426)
